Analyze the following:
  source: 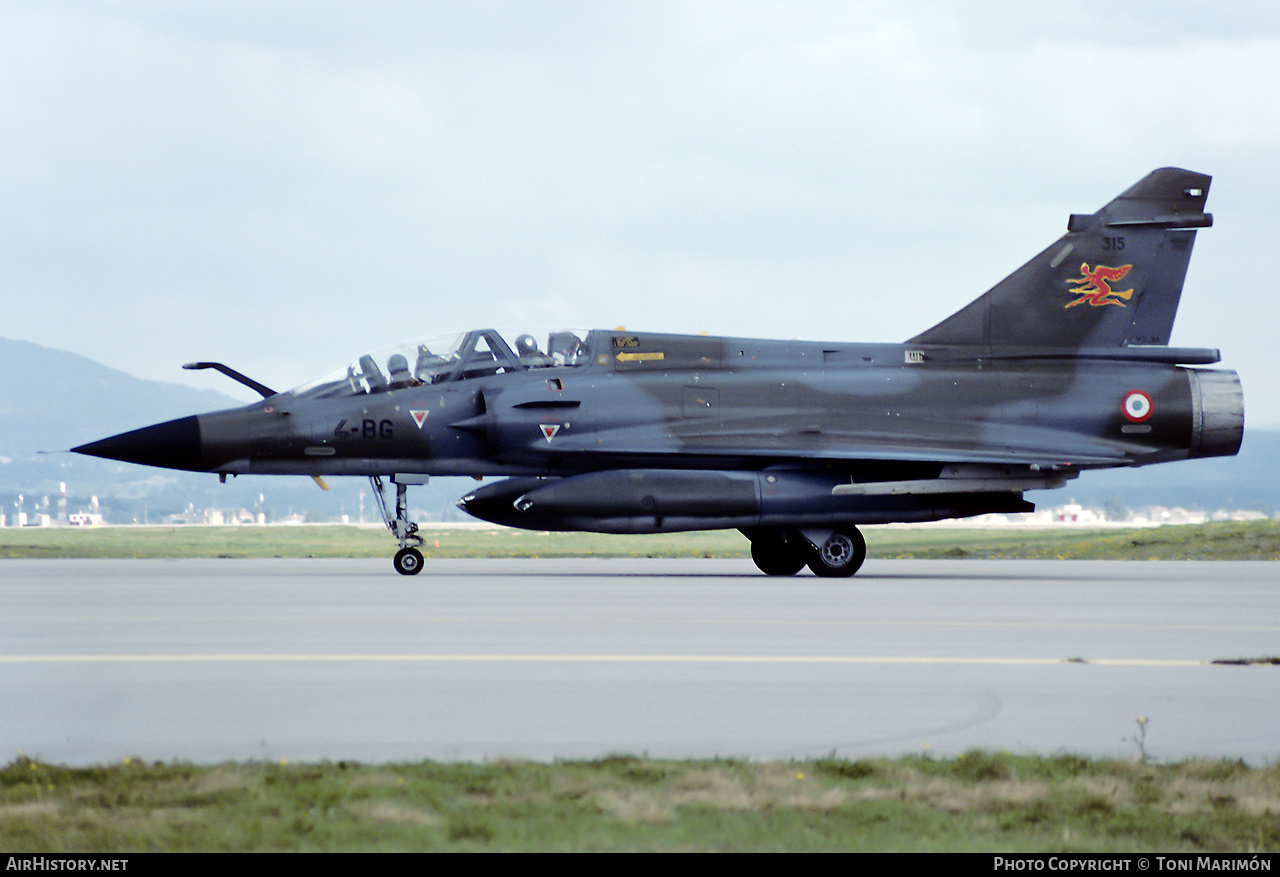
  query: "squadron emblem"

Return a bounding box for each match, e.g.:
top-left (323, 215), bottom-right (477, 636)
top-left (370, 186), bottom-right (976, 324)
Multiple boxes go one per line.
top-left (1065, 262), bottom-right (1134, 308)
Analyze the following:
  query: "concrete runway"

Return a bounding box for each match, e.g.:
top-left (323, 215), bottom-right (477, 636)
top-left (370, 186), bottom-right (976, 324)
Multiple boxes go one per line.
top-left (1, 557), bottom-right (1277, 765)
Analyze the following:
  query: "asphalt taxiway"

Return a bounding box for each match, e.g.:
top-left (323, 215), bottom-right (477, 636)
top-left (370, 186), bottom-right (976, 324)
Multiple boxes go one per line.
top-left (1, 558), bottom-right (1276, 765)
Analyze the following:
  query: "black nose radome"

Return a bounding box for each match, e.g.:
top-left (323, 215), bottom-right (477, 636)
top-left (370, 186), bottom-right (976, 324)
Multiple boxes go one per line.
top-left (72, 415), bottom-right (204, 471)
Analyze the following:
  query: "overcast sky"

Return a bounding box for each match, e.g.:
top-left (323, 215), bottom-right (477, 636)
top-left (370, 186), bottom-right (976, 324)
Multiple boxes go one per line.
top-left (4, 1), bottom-right (1278, 425)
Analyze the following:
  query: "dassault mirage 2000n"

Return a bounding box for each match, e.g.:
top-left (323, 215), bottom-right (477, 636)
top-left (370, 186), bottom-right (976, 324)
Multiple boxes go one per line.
top-left (74, 168), bottom-right (1244, 576)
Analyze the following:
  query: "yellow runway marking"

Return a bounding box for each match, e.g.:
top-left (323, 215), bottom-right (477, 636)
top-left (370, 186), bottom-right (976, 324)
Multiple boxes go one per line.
top-left (0, 653), bottom-right (1212, 667)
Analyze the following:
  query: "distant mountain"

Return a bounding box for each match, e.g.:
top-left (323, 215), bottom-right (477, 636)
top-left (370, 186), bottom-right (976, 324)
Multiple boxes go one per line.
top-left (1, 336), bottom-right (1273, 523)
top-left (0, 337), bottom-right (246, 460)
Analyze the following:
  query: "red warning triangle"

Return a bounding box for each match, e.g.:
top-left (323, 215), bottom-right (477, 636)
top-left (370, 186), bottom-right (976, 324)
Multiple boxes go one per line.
top-left (410, 410), bottom-right (429, 429)
top-left (540, 424), bottom-right (560, 442)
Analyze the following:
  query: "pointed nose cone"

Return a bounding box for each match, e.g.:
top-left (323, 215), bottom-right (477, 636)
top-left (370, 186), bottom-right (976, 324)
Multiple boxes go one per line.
top-left (72, 415), bottom-right (205, 471)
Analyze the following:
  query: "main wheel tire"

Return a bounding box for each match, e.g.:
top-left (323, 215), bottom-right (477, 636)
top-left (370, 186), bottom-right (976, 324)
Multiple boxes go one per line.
top-left (393, 547), bottom-right (424, 576)
top-left (750, 530), bottom-right (806, 576)
top-left (806, 527), bottom-right (867, 578)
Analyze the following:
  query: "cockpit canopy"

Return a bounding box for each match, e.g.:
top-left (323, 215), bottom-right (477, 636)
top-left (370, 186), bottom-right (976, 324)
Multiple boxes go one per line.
top-left (290, 329), bottom-right (593, 400)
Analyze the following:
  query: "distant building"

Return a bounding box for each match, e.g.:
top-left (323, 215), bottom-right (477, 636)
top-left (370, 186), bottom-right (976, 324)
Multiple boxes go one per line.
top-left (161, 508), bottom-right (260, 525)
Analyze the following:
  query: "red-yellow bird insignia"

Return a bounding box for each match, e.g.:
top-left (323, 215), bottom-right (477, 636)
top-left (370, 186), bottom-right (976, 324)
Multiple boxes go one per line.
top-left (1065, 262), bottom-right (1134, 308)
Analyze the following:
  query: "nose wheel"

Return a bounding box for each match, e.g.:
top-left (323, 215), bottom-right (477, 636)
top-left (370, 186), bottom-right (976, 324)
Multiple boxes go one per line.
top-left (394, 547), bottom-right (424, 575)
top-left (371, 475), bottom-right (426, 575)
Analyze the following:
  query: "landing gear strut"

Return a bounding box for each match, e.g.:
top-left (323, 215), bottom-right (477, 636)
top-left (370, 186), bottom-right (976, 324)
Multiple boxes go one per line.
top-left (371, 475), bottom-right (425, 575)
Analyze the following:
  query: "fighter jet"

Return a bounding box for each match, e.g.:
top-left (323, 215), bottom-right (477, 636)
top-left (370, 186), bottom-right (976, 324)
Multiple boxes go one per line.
top-left (74, 168), bottom-right (1243, 576)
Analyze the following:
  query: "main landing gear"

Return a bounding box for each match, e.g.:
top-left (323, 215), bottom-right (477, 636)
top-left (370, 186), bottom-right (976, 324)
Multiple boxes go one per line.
top-left (371, 475), bottom-right (425, 575)
top-left (745, 526), bottom-right (867, 578)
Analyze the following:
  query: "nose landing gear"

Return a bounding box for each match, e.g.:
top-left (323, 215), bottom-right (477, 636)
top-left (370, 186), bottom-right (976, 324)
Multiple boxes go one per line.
top-left (371, 475), bottom-right (426, 575)
top-left (393, 546), bottom-right (423, 575)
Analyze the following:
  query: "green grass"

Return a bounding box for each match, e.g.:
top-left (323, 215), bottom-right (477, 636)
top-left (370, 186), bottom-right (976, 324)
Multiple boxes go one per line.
top-left (3, 753), bottom-right (1277, 852)
top-left (2, 519), bottom-right (1279, 560)
top-left (869, 519), bottom-right (1280, 561)
top-left (0, 525), bottom-right (750, 559)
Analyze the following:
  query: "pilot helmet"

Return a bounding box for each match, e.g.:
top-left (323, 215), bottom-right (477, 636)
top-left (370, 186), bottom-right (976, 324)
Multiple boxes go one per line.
top-left (516, 334), bottom-right (539, 356)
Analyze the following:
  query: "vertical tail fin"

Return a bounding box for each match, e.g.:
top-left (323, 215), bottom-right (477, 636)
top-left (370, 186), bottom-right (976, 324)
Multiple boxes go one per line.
top-left (909, 168), bottom-right (1213, 350)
